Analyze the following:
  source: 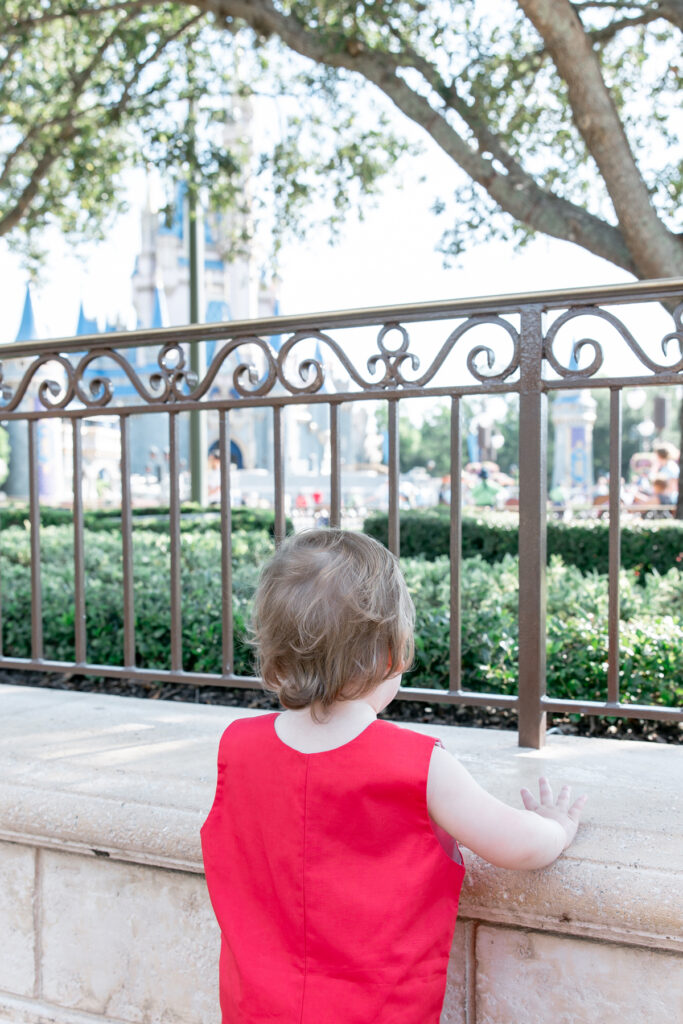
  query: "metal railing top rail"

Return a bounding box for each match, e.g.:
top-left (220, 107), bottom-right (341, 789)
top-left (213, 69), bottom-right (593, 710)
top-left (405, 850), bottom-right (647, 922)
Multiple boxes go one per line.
top-left (2, 278), bottom-right (682, 358)
top-left (1, 279), bottom-right (681, 747)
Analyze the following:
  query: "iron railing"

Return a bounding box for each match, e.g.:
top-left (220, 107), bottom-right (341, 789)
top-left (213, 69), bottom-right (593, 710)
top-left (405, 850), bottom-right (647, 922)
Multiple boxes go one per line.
top-left (1, 279), bottom-right (682, 747)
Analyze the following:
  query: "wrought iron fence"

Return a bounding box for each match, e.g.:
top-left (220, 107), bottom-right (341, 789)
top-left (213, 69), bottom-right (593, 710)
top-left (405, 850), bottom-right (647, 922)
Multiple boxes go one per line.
top-left (1, 279), bottom-right (682, 747)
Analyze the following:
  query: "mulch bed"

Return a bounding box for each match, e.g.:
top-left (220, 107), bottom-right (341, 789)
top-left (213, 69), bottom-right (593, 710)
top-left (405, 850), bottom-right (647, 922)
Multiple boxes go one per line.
top-left (2, 669), bottom-right (680, 744)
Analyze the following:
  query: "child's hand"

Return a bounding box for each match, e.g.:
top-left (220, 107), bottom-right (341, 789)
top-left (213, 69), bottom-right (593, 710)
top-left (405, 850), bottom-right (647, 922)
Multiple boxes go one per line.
top-left (520, 777), bottom-right (587, 850)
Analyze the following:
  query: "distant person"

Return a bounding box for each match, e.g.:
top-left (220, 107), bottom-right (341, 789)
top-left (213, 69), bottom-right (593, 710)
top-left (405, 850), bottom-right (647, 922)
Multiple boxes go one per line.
top-left (471, 466), bottom-right (500, 507)
top-left (207, 443), bottom-right (221, 505)
top-left (653, 443), bottom-right (679, 497)
top-left (201, 530), bottom-right (587, 1024)
top-left (652, 476), bottom-right (676, 506)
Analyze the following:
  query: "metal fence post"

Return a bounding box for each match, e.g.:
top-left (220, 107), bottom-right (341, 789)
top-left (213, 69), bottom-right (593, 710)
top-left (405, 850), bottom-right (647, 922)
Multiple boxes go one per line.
top-left (517, 305), bottom-right (547, 748)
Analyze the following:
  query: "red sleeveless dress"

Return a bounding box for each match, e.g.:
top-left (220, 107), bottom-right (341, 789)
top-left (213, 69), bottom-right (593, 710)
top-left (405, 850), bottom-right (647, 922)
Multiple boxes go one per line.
top-left (201, 713), bottom-right (465, 1024)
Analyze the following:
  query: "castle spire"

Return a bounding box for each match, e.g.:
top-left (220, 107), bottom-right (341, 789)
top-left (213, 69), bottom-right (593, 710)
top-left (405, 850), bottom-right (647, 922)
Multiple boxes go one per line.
top-left (15, 284), bottom-right (37, 342)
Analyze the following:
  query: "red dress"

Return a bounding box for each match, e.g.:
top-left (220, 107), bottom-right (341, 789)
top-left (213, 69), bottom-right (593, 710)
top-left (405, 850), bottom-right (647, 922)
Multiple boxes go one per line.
top-left (201, 713), bottom-right (465, 1024)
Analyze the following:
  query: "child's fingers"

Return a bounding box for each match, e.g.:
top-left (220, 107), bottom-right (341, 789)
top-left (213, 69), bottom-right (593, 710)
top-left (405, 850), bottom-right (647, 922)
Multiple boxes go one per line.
top-left (520, 787), bottom-right (538, 811)
top-left (538, 776), bottom-right (553, 806)
top-left (556, 784), bottom-right (571, 811)
top-left (568, 794), bottom-right (588, 823)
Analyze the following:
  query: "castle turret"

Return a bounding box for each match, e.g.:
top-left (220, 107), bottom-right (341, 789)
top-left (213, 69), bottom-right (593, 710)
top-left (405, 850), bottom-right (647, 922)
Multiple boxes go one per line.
top-left (550, 352), bottom-right (597, 496)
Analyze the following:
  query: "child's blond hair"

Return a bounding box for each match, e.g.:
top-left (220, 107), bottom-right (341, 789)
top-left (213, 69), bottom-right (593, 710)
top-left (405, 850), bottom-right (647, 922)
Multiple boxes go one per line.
top-left (252, 529), bottom-right (414, 714)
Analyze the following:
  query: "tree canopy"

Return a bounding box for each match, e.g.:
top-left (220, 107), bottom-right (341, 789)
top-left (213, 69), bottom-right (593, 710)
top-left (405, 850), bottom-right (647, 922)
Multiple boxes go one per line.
top-left (2, 0), bottom-right (682, 278)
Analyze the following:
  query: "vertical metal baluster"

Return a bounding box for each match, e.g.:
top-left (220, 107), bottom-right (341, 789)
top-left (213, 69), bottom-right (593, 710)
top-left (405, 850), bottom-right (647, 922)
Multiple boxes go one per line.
top-left (449, 396), bottom-right (462, 693)
top-left (0, 503), bottom-right (2, 658)
top-left (120, 415), bottom-right (136, 669)
top-left (273, 406), bottom-right (285, 547)
top-left (28, 420), bottom-right (43, 660)
top-left (0, 441), bottom-right (3, 656)
top-left (517, 307), bottom-right (547, 748)
top-left (329, 402), bottom-right (341, 529)
top-left (72, 419), bottom-right (86, 664)
top-left (387, 399), bottom-right (400, 556)
top-left (219, 410), bottom-right (233, 675)
top-left (169, 412), bottom-right (183, 673)
top-left (607, 388), bottom-right (622, 705)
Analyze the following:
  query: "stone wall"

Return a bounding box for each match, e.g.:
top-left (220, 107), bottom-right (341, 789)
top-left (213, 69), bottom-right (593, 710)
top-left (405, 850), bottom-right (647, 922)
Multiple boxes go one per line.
top-left (1, 686), bottom-right (681, 1024)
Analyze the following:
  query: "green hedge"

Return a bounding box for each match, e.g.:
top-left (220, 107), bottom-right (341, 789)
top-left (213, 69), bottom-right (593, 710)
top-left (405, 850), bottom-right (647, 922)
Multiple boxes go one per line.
top-left (363, 510), bottom-right (683, 577)
top-left (0, 504), bottom-right (292, 538)
top-left (1, 525), bottom-right (680, 709)
top-left (404, 554), bottom-right (683, 707)
top-left (0, 526), bottom-right (274, 676)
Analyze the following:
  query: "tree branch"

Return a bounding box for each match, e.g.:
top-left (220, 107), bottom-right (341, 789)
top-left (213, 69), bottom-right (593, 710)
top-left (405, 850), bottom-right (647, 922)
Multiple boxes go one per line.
top-left (0, 37), bottom-right (24, 76)
top-left (4, 1), bottom-right (159, 33)
top-left (0, 136), bottom-right (77, 236)
top-left (587, 8), bottom-right (662, 43)
top-left (115, 11), bottom-right (203, 110)
top-left (517, 0), bottom-right (683, 278)
top-left (658, 0), bottom-right (683, 31)
top-left (571, 0), bottom-right (683, 29)
top-left (0, 113), bottom-right (73, 191)
top-left (196, 0), bottom-right (636, 271)
top-left (572, 1), bottom-right (648, 9)
top-left (1, 12), bottom-right (131, 196)
top-left (0, 11), bottom-right (201, 237)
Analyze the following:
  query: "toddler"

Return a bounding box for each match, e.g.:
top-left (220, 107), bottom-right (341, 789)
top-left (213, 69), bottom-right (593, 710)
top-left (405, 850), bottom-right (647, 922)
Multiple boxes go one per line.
top-left (201, 529), bottom-right (586, 1023)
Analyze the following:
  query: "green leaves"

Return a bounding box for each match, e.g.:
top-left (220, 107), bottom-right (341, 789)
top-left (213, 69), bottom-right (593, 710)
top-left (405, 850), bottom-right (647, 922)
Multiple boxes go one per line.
top-left (0, 514), bottom-right (679, 707)
top-left (402, 550), bottom-right (683, 705)
top-left (2, 1), bottom-right (681, 272)
top-left (364, 509), bottom-right (683, 577)
top-left (0, 2), bottom-right (235, 262)
top-left (0, 522), bottom-right (273, 674)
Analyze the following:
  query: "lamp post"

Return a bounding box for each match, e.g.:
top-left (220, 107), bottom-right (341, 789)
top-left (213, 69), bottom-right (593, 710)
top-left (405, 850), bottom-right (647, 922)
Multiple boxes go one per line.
top-left (186, 74), bottom-right (207, 506)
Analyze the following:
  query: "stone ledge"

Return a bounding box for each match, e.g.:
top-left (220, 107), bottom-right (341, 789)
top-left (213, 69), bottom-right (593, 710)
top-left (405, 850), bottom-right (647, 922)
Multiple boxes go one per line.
top-left (0, 991), bottom-right (135, 1024)
top-left (1, 684), bottom-right (681, 954)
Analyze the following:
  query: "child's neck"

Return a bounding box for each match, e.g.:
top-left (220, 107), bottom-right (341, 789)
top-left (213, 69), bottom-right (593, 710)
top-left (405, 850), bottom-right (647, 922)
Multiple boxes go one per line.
top-left (275, 699), bottom-right (377, 754)
top-left (274, 675), bottom-right (402, 754)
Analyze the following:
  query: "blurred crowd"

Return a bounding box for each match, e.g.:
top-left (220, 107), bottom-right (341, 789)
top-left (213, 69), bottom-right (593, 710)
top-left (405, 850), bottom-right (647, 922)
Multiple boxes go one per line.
top-left (592, 442), bottom-right (679, 514)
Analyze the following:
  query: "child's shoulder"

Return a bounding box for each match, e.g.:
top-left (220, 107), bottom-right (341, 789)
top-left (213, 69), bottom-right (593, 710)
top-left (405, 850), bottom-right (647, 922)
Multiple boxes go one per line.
top-left (374, 719), bottom-right (442, 753)
top-left (217, 712), bottom-right (277, 754)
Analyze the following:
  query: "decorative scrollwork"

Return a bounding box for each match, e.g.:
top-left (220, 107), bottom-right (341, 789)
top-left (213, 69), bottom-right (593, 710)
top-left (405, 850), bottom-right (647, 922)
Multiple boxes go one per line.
top-left (204, 336), bottom-right (277, 398)
top-left (543, 305), bottom-right (683, 378)
top-left (276, 331), bottom-right (373, 393)
top-left (73, 349), bottom-right (165, 406)
top-left (367, 324), bottom-right (420, 387)
top-left (413, 315), bottom-right (520, 386)
top-left (275, 316), bottom-right (519, 394)
top-left (0, 354), bottom-right (76, 411)
top-left (1, 295), bottom-right (677, 415)
top-left (0, 336), bottom-right (281, 412)
top-left (660, 301), bottom-right (683, 364)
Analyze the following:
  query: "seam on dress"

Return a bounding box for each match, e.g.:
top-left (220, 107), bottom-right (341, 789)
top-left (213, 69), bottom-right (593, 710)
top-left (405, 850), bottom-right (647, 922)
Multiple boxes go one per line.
top-left (299, 756), bottom-right (310, 1024)
top-left (426, 738), bottom-right (467, 870)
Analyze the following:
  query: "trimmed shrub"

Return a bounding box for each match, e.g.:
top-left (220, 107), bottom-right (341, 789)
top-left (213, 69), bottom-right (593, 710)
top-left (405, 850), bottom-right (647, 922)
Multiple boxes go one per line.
top-left (403, 553), bottom-right (682, 707)
top-left (363, 510), bottom-right (683, 576)
top-left (1, 525), bottom-right (679, 710)
top-left (0, 525), bottom-right (273, 676)
top-left (0, 504), bottom-right (292, 537)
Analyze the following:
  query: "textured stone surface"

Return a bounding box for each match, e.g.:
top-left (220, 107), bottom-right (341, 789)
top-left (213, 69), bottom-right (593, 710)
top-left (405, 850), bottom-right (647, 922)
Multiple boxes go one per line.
top-left (40, 849), bottom-right (218, 1024)
top-left (0, 993), bottom-right (133, 1024)
top-left (475, 925), bottom-right (683, 1024)
top-left (1, 685), bottom-right (681, 952)
top-left (0, 684), bottom-right (682, 1024)
top-left (439, 921), bottom-right (469, 1024)
top-left (0, 841), bottom-right (35, 996)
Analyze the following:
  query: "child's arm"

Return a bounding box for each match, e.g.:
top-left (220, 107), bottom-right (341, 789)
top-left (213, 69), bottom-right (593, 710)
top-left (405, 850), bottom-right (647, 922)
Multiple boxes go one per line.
top-left (427, 746), bottom-right (587, 870)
